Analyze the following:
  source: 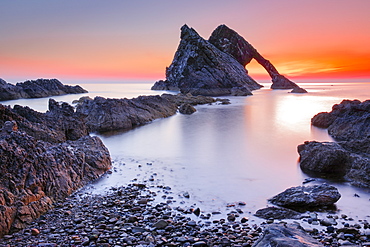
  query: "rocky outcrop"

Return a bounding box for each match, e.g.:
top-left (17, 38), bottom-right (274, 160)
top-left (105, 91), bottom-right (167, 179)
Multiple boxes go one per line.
top-left (1, 99), bottom-right (88, 143)
top-left (152, 24), bottom-right (305, 95)
top-left (160, 93), bottom-right (230, 106)
top-left (299, 99), bottom-right (370, 187)
top-left (75, 93), bottom-right (229, 132)
top-left (268, 183), bottom-right (341, 211)
top-left (0, 78), bottom-right (87, 101)
top-left (0, 104), bottom-right (111, 237)
top-left (252, 223), bottom-right (323, 247)
top-left (312, 99), bottom-right (370, 141)
top-left (151, 25), bottom-right (262, 96)
top-left (75, 95), bottom-right (178, 132)
top-left (0, 130), bottom-right (110, 236)
top-left (209, 25), bottom-right (305, 91)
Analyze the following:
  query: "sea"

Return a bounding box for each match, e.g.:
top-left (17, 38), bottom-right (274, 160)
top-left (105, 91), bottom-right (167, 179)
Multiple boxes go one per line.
top-left (2, 81), bottom-right (370, 224)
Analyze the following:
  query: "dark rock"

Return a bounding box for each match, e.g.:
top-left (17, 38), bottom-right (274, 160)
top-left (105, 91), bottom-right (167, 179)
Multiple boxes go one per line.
top-left (312, 99), bottom-right (370, 141)
top-left (291, 87), bottom-right (308, 93)
top-left (0, 131), bottom-right (111, 236)
top-left (75, 95), bottom-right (178, 132)
top-left (179, 103), bottom-right (196, 114)
top-left (268, 184), bottom-right (341, 211)
top-left (311, 112), bottom-right (336, 128)
top-left (209, 24), bottom-right (303, 91)
top-left (252, 223), bottom-right (324, 247)
top-left (298, 141), bottom-right (352, 177)
top-left (0, 99), bottom-right (88, 143)
top-left (299, 100), bottom-right (370, 187)
top-left (152, 25), bottom-right (262, 96)
top-left (0, 78), bottom-right (87, 101)
top-left (0, 102), bottom-right (111, 237)
top-left (254, 207), bottom-right (301, 219)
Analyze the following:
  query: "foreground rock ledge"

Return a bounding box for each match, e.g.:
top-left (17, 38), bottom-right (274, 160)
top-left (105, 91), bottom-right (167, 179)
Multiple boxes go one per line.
top-left (0, 103), bottom-right (111, 237)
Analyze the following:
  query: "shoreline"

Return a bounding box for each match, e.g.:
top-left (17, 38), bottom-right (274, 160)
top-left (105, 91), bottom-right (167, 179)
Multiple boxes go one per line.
top-left (1, 160), bottom-right (369, 247)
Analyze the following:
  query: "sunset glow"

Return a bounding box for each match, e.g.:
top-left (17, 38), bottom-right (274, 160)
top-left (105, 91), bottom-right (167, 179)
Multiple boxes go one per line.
top-left (1, 0), bottom-right (370, 83)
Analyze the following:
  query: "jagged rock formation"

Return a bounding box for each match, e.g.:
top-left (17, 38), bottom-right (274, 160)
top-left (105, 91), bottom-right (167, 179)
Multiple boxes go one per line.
top-left (0, 78), bottom-right (87, 101)
top-left (152, 24), bottom-right (305, 95)
top-left (298, 99), bottom-right (370, 187)
top-left (268, 183), bottom-right (341, 211)
top-left (209, 25), bottom-right (304, 91)
top-left (1, 99), bottom-right (88, 143)
top-left (0, 104), bottom-right (111, 237)
top-left (253, 223), bottom-right (324, 247)
top-left (151, 25), bottom-right (262, 96)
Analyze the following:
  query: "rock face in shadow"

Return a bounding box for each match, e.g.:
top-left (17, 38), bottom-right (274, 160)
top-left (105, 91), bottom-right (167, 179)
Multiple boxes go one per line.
top-left (151, 25), bottom-right (262, 96)
top-left (299, 99), bottom-right (370, 187)
top-left (209, 25), bottom-right (304, 91)
top-left (0, 78), bottom-right (87, 101)
top-left (0, 103), bottom-right (111, 237)
top-left (252, 223), bottom-right (323, 247)
top-left (268, 183), bottom-right (341, 211)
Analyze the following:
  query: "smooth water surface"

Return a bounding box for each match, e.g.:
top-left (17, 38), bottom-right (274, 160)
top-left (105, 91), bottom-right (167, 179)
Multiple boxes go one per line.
top-left (3, 82), bottom-right (370, 221)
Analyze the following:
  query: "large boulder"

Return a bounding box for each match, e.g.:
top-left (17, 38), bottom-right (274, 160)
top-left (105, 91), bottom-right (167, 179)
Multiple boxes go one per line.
top-left (208, 24), bottom-right (304, 91)
top-left (268, 183), bottom-right (341, 211)
top-left (0, 78), bottom-right (87, 101)
top-left (0, 127), bottom-right (111, 237)
top-left (298, 141), bottom-right (370, 187)
top-left (252, 223), bottom-right (323, 247)
top-left (151, 25), bottom-right (262, 96)
top-left (298, 141), bottom-right (352, 177)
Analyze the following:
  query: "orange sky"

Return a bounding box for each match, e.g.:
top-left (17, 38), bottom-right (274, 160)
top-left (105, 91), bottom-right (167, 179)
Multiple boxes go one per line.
top-left (1, 0), bottom-right (370, 83)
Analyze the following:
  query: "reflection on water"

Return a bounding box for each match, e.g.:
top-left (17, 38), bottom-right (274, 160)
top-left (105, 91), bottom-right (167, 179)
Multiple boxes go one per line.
top-left (2, 82), bottom-right (370, 220)
top-left (92, 82), bottom-right (370, 220)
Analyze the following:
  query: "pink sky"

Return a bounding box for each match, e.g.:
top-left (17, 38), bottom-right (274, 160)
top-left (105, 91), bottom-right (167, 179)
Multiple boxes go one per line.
top-left (1, 0), bottom-right (370, 83)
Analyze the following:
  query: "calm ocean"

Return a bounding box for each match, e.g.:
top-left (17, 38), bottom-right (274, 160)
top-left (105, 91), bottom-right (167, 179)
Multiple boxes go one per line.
top-left (3, 81), bottom-right (370, 223)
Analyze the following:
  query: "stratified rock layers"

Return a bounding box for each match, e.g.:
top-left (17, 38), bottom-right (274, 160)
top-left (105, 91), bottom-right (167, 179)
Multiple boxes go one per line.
top-left (0, 103), bottom-right (111, 237)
